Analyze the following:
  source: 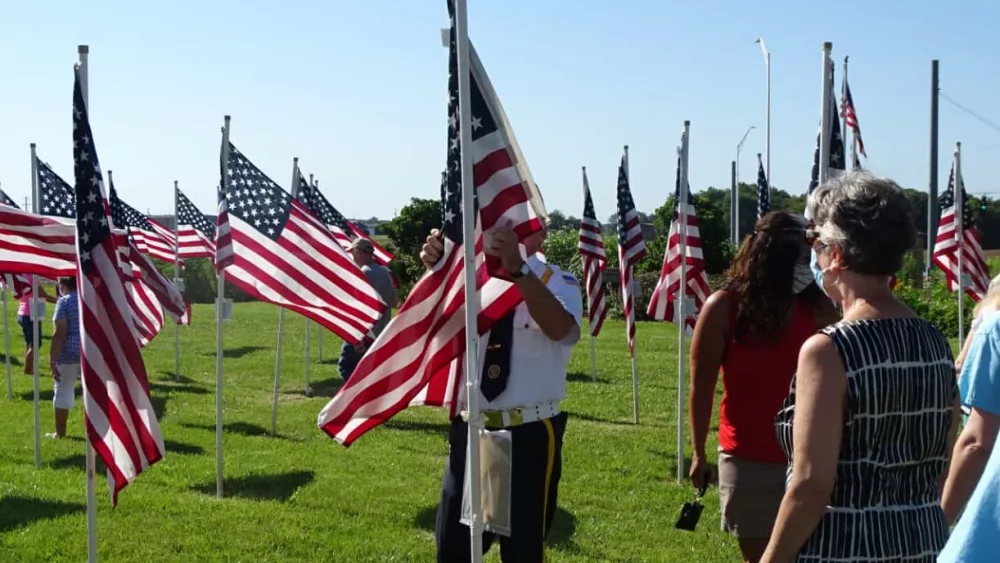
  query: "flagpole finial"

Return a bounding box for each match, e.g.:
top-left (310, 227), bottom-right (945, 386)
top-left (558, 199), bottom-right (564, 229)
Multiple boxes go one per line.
top-left (107, 170), bottom-right (113, 181)
top-left (823, 41), bottom-right (832, 50)
top-left (683, 120), bottom-right (690, 127)
top-left (582, 166), bottom-right (586, 172)
top-left (78, 45), bottom-right (89, 54)
top-left (30, 142), bottom-right (36, 149)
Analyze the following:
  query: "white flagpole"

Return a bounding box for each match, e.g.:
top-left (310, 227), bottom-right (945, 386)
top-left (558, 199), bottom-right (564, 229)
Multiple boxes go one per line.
top-left (173, 181), bottom-right (181, 382)
top-left (216, 115), bottom-right (232, 499)
top-left (676, 121), bottom-right (691, 483)
top-left (29, 142), bottom-right (42, 469)
top-left (582, 167), bottom-right (598, 383)
top-left (819, 42), bottom-right (834, 186)
top-left (313, 177), bottom-right (323, 364)
top-left (270, 158), bottom-right (298, 436)
top-left (303, 172), bottom-right (315, 385)
top-left (3, 274), bottom-right (12, 400)
top-left (454, 0), bottom-right (484, 558)
top-left (77, 43), bottom-right (98, 563)
top-left (624, 145), bottom-right (640, 425)
top-left (955, 143), bottom-right (965, 342)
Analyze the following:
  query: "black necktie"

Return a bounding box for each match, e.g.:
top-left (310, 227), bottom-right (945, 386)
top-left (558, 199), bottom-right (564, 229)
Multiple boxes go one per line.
top-left (480, 311), bottom-right (515, 402)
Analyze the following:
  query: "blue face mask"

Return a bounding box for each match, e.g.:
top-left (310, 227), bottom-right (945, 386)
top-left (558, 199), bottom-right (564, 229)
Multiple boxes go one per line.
top-left (810, 248), bottom-right (829, 297)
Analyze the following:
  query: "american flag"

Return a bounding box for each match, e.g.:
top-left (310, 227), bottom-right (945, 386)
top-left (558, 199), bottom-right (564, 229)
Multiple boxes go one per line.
top-left (0, 203), bottom-right (77, 279)
top-left (215, 143), bottom-right (384, 344)
top-left (125, 237), bottom-right (189, 336)
top-left (317, 4), bottom-right (544, 445)
top-left (37, 159), bottom-right (76, 219)
top-left (0, 186), bottom-right (17, 208)
top-left (578, 167), bottom-right (608, 338)
top-left (756, 153), bottom-right (769, 219)
top-left (0, 192), bottom-right (43, 297)
top-left (107, 177), bottom-right (178, 263)
top-left (807, 62), bottom-right (846, 207)
top-left (647, 156), bottom-right (710, 334)
top-left (933, 156), bottom-right (989, 301)
top-left (174, 188), bottom-right (216, 259)
top-left (840, 74), bottom-right (866, 163)
top-left (615, 155), bottom-right (646, 354)
top-left (295, 173), bottom-right (394, 265)
top-left (72, 68), bottom-right (165, 505)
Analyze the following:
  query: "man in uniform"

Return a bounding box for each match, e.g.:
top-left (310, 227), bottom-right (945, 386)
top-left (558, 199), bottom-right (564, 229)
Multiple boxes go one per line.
top-left (419, 223), bottom-right (583, 563)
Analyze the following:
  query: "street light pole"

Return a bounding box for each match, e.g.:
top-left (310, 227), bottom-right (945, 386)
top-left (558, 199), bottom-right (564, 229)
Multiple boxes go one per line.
top-left (735, 125), bottom-right (755, 240)
top-left (755, 37), bottom-right (771, 185)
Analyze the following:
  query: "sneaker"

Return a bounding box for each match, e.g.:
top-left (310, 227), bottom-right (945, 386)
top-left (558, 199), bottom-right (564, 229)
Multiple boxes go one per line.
top-left (44, 432), bottom-right (63, 439)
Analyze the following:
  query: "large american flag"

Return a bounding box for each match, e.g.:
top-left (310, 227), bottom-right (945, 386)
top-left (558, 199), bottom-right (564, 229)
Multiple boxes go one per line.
top-left (840, 73), bottom-right (866, 166)
top-left (647, 156), bottom-right (710, 334)
top-left (215, 143), bottom-right (384, 345)
top-left (317, 3), bottom-right (544, 445)
top-left (615, 155), bottom-right (646, 354)
top-left (756, 153), bottom-right (769, 219)
top-left (933, 156), bottom-right (989, 301)
top-left (73, 68), bottom-right (165, 505)
top-left (107, 177), bottom-right (178, 263)
top-left (296, 173), bottom-right (394, 265)
top-left (0, 190), bottom-right (43, 297)
top-left (174, 188), bottom-right (216, 259)
top-left (578, 167), bottom-right (608, 338)
top-left (0, 202), bottom-right (77, 279)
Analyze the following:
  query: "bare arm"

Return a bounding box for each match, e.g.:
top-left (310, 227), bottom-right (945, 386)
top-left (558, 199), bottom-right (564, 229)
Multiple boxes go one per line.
top-left (38, 285), bottom-right (57, 304)
top-left (939, 394), bottom-right (962, 494)
top-left (941, 406), bottom-right (1000, 523)
top-left (688, 291), bottom-right (728, 461)
top-left (955, 330), bottom-right (976, 373)
top-left (761, 334), bottom-right (845, 563)
top-left (50, 318), bottom-right (67, 376)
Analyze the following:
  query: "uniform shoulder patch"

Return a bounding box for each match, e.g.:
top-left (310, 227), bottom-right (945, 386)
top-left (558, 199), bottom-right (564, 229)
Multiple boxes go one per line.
top-left (540, 267), bottom-right (554, 285)
top-left (562, 273), bottom-right (579, 286)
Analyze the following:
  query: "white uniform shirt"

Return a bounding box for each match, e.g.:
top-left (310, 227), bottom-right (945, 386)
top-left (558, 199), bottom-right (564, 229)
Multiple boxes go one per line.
top-left (472, 254), bottom-right (584, 411)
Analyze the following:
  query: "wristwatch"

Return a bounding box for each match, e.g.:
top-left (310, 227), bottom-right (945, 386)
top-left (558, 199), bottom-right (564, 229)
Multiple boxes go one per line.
top-left (510, 261), bottom-right (531, 279)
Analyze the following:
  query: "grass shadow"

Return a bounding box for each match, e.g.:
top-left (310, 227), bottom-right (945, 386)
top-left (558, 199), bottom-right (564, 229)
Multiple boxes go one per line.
top-left (19, 388), bottom-right (55, 402)
top-left (566, 410), bottom-right (662, 428)
top-left (0, 354), bottom-right (22, 366)
top-left (382, 419), bottom-right (450, 436)
top-left (566, 371), bottom-right (610, 384)
top-left (49, 453), bottom-right (107, 473)
top-left (180, 421), bottom-right (272, 438)
top-left (151, 395), bottom-right (168, 420)
top-left (164, 439), bottom-right (205, 456)
top-left (307, 377), bottom-right (344, 397)
top-left (0, 496), bottom-right (86, 533)
top-left (191, 470), bottom-right (315, 501)
top-left (413, 505), bottom-right (578, 547)
top-left (151, 372), bottom-right (209, 395)
top-left (200, 346), bottom-right (265, 360)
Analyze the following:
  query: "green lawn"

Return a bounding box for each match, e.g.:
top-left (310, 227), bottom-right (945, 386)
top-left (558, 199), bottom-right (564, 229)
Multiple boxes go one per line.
top-left (1, 302), bottom-right (756, 562)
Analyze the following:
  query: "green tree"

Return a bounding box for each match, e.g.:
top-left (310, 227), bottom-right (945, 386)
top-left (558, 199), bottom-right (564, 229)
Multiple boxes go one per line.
top-left (652, 191), bottom-right (734, 275)
top-left (381, 198), bottom-right (440, 286)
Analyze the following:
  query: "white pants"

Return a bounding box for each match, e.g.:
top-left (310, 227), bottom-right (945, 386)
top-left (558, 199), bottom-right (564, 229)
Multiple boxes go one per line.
top-left (53, 363), bottom-right (80, 410)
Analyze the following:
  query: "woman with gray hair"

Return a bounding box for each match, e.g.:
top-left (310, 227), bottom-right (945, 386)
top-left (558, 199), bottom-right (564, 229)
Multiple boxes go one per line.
top-left (760, 171), bottom-right (961, 563)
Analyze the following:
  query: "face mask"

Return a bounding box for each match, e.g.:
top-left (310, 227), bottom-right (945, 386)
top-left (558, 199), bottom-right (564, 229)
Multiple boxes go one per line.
top-left (810, 248), bottom-right (830, 297)
top-left (793, 264), bottom-right (814, 294)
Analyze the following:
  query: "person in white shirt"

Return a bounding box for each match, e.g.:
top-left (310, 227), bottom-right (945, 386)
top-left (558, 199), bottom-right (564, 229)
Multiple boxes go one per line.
top-left (420, 222), bottom-right (583, 563)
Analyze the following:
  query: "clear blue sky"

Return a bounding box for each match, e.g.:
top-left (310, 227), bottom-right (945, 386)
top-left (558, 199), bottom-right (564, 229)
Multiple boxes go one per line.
top-left (1, 0), bottom-right (997, 225)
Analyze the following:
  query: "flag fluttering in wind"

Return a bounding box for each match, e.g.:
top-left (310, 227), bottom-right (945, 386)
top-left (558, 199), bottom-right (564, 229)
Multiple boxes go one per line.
top-left (317, 1), bottom-right (543, 446)
top-left (0, 203), bottom-right (77, 279)
top-left (215, 143), bottom-right (384, 345)
top-left (933, 155), bottom-right (989, 301)
top-left (615, 156), bottom-right (646, 354)
top-left (840, 74), bottom-right (866, 168)
top-left (174, 188), bottom-right (216, 259)
top-left (578, 168), bottom-right (607, 338)
top-left (807, 62), bottom-right (847, 201)
top-left (108, 177), bottom-right (178, 263)
top-left (72, 67), bottom-right (165, 505)
top-left (646, 157), bottom-right (710, 334)
top-left (296, 175), bottom-right (394, 265)
top-left (0, 191), bottom-right (48, 296)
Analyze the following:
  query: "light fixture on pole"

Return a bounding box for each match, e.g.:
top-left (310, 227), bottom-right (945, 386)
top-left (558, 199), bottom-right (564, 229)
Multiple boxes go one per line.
top-left (735, 125), bottom-right (756, 240)
top-left (755, 37), bottom-right (771, 184)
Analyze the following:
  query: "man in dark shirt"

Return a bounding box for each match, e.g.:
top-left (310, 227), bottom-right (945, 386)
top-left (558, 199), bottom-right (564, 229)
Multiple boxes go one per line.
top-left (338, 238), bottom-right (396, 382)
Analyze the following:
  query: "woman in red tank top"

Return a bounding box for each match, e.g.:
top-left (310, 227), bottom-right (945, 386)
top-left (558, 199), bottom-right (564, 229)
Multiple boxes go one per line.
top-left (688, 212), bottom-right (839, 563)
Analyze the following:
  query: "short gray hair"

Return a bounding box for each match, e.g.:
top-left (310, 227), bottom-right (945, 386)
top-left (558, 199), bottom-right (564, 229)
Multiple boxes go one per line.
top-left (807, 170), bottom-right (916, 275)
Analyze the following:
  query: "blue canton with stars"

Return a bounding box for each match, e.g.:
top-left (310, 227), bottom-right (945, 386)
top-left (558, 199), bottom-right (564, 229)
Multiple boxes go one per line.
top-left (177, 188), bottom-right (215, 239)
top-left (807, 62), bottom-right (846, 195)
top-left (37, 159), bottom-right (76, 218)
top-left (221, 143), bottom-right (293, 241)
top-left (670, 155), bottom-right (694, 220)
top-left (756, 158), bottom-right (770, 219)
top-left (616, 158), bottom-right (639, 246)
top-left (940, 165), bottom-right (974, 230)
top-left (296, 173), bottom-right (352, 234)
top-left (72, 69), bottom-right (112, 274)
top-left (0, 187), bottom-right (18, 208)
top-left (108, 177), bottom-right (153, 232)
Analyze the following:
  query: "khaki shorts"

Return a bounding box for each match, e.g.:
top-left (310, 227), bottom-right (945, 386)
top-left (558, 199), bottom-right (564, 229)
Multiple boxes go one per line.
top-left (717, 451), bottom-right (786, 538)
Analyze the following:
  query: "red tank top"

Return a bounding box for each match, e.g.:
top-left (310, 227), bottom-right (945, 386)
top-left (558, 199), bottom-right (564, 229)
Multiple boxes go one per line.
top-left (718, 296), bottom-right (817, 464)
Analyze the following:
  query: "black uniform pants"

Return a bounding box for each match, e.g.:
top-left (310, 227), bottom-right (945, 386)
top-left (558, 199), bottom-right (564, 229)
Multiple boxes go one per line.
top-left (435, 412), bottom-right (568, 563)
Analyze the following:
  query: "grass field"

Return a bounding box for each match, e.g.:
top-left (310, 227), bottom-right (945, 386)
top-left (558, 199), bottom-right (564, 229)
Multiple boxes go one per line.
top-left (0, 302), bottom-right (960, 562)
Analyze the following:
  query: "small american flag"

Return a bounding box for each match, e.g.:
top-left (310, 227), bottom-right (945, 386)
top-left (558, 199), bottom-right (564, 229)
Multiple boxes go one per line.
top-left (647, 156), bottom-right (710, 334)
top-left (578, 167), bottom-right (607, 338)
top-left (933, 155), bottom-right (989, 301)
top-left (615, 155), bottom-right (646, 354)
top-left (72, 67), bottom-right (165, 505)
top-left (108, 177), bottom-right (178, 263)
top-left (174, 188), bottom-right (216, 259)
top-left (295, 172), bottom-right (394, 265)
top-left (840, 75), bottom-right (866, 162)
top-left (756, 153), bottom-right (769, 219)
top-left (215, 143), bottom-right (384, 345)
top-left (317, 2), bottom-right (543, 445)
top-left (807, 61), bottom-right (847, 211)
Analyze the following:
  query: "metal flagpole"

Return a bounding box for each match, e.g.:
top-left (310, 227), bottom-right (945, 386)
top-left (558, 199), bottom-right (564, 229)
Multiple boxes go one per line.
top-left (583, 166), bottom-right (598, 383)
top-left (173, 181), bottom-right (182, 382)
top-left (755, 37), bottom-right (771, 189)
top-left (77, 43), bottom-right (98, 563)
top-left (270, 158), bottom-right (298, 436)
top-left (625, 145), bottom-right (640, 425)
top-left (29, 142), bottom-right (42, 468)
top-left (216, 115), bottom-right (232, 498)
top-left (676, 121), bottom-right (691, 483)
top-left (313, 177), bottom-right (323, 363)
top-left (454, 0), bottom-right (484, 558)
top-left (3, 273), bottom-right (11, 400)
top-left (819, 43), bottom-right (834, 186)
top-left (842, 57), bottom-right (850, 165)
top-left (304, 173), bottom-right (315, 377)
top-left (955, 143), bottom-right (965, 343)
